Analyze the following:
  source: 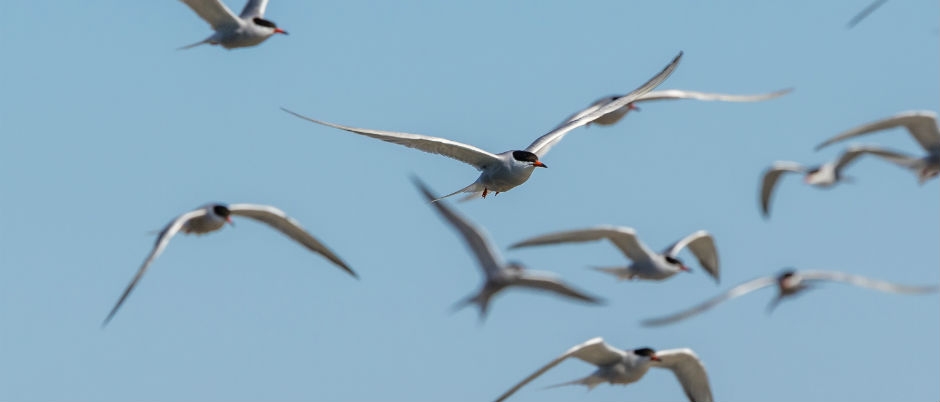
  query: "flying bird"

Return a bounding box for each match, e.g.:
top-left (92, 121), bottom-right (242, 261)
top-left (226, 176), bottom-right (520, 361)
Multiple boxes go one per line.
top-left (759, 145), bottom-right (916, 217)
top-left (557, 88), bottom-right (792, 128)
top-left (413, 178), bottom-right (603, 321)
top-left (642, 269), bottom-right (939, 326)
top-left (178, 0), bottom-right (287, 50)
top-left (282, 52), bottom-right (683, 201)
top-left (815, 111), bottom-right (940, 183)
top-left (510, 226), bottom-right (720, 283)
top-left (493, 337), bottom-right (713, 402)
top-left (103, 203), bottom-right (356, 326)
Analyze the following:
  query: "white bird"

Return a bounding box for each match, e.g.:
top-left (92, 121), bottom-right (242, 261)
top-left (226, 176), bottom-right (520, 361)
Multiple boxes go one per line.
top-left (642, 269), bottom-right (939, 326)
top-left (556, 88), bottom-right (792, 128)
top-left (281, 52), bottom-right (683, 201)
top-left (413, 178), bottom-right (603, 321)
top-left (493, 337), bottom-right (713, 402)
top-left (759, 145), bottom-right (916, 217)
top-left (510, 226), bottom-right (720, 283)
top-left (178, 0), bottom-right (287, 50)
top-left (103, 203), bottom-right (356, 326)
top-left (815, 111), bottom-right (940, 183)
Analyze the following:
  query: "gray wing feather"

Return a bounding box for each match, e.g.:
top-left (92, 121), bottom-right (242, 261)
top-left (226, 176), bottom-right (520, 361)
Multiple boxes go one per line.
top-left (180, 0), bottom-right (241, 30)
top-left (524, 51), bottom-right (683, 157)
top-left (102, 209), bottom-right (208, 327)
top-left (227, 204), bottom-right (357, 278)
top-left (513, 274), bottom-right (604, 304)
top-left (759, 162), bottom-right (808, 218)
top-left (282, 108), bottom-right (502, 170)
top-left (510, 226), bottom-right (654, 262)
top-left (800, 270), bottom-right (939, 294)
top-left (653, 349), bottom-right (714, 402)
top-left (493, 337), bottom-right (624, 402)
top-left (815, 111), bottom-right (940, 152)
top-left (413, 178), bottom-right (504, 278)
top-left (641, 276), bottom-right (777, 326)
top-left (239, 0), bottom-right (269, 18)
top-left (663, 231), bottom-right (720, 282)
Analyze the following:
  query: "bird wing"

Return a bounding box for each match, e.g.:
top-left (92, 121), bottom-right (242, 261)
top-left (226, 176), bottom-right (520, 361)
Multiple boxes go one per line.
top-left (493, 337), bottom-right (624, 402)
top-left (833, 145), bottom-right (918, 171)
top-left (227, 204), bottom-right (357, 278)
top-left (652, 349), bottom-right (714, 402)
top-left (180, 0), bottom-right (241, 30)
top-left (641, 276), bottom-right (778, 326)
top-left (510, 225), bottom-right (654, 263)
top-left (663, 230), bottom-right (720, 282)
top-left (238, 0), bottom-right (269, 18)
top-left (799, 270), bottom-right (940, 294)
top-left (815, 111), bottom-right (940, 153)
top-left (413, 177), bottom-right (505, 278)
top-left (102, 208), bottom-right (208, 326)
top-left (759, 162), bottom-right (808, 218)
top-left (630, 87), bottom-right (793, 104)
top-left (282, 108), bottom-right (502, 170)
top-left (846, 0), bottom-right (889, 28)
top-left (556, 96), bottom-right (618, 127)
top-left (524, 51), bottom-right (682, 157)
top-left (514, 273), bottom-right (604, 304)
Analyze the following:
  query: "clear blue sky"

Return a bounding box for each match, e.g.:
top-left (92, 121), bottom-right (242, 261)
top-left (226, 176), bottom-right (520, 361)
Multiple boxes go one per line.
top-left (1, 1), bottom-right (937, 401)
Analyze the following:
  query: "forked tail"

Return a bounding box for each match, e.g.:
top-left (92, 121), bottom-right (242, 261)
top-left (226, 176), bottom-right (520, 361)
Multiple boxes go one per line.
top-left (431, 182), bottom-right (482, 203)
top-left (177, 36), bottom-right (213, 50)
top-left (588, 266), bottom-right (630, 280)
top-left (542, 375), bottom-right (601, 390)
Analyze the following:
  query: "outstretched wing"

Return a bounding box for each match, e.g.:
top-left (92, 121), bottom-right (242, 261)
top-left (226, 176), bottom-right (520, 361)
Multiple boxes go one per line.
top-left (663, 231), bottom-right (720, 282)
top-left (282, 108), bottom-right (502, 170)
top-left (759, 162), bottom-right (808, 218)
top-left (631, 87), bottom-right (792, 104)
top-left (239, 0), bottom-right (269, 18)
top-left (524, 51), bottom-right (683, 157)
top-left (800, 270), bottom-right (939, 294)
top-left (641, 276), bottom-right (777, 326)
top-left (493, 337), bottom-right (624, 402)
top-left (180, 0), bottom-right (241, 30)
top-left (227, 203), bottom-right (357, 278)
top-left (510, 225), bottom-right (654, 263)
top-left (413, 177), bottom-right (505, 278)
top-left (102, 208), bottom-right (208, 326)
top-left (514, 273), bottom-right (604, 304)
top-left (815, 111), bottom-right (940, 153)
top-left (653, 348), bottom-right (714, 402)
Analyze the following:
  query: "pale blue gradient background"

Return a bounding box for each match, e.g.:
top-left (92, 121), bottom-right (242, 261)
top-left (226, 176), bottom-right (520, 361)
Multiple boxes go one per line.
top-left (1, 1), bottom-right (937, 401)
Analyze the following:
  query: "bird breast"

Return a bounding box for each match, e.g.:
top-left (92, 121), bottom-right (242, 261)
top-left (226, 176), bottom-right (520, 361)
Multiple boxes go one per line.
top-left (182, 214), bottom-right (226, 235)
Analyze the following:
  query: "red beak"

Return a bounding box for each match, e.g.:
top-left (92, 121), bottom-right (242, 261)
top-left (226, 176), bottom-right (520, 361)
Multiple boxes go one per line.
top-left (533, 161), bottom-right (547, 168)
top-left (650, 355), bottom-right (661, 361)
top-left (274, 28), bottom-right (288, 35)
top-left (628, 103), bottom-right (640, 111)
top-left (680, 265), bottom-right (691, 272)
top-left (226, 216), bottom-right (234, 226)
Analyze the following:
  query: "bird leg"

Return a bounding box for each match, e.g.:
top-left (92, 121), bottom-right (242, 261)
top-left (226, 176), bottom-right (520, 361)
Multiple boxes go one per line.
top-left (482, 188), bottom-right (489, 198)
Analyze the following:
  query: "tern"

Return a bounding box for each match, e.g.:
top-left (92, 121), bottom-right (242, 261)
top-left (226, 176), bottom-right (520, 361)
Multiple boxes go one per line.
top-left (493, 337), bottom-right (713, 402)
top-left (759, 145), bottom-right (916, 217)
top-left (178, 0), bottom-right (287, 50)
top-left (815, 111), bottom-right (940, 183)
top-left (103, 203), bottom-right (356, 326)
top-left (510, 226), bottom-right (720, 283)
top-left (413, 177), bottom-right (603, 321)
top-left (557, 88), bottom-right (792, 128)
top-left (642, 269), bottom-right (939, 326)
top-left (281, 52), bottom-right (683, 201)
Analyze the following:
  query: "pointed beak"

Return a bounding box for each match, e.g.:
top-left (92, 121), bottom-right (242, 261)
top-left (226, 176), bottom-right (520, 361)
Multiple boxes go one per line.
top-left (628, 103), bottom-right (640, 112)
top-left (650, 354), bottom-right (661, 361)
top-left (226, 216), bottom-right (234, 226)
top-left (274, 28), bottom-right (288, 35)
top-left (680, 264), bottom-right (691, 272)
top-left (533, 161), bottom-right (547, 168)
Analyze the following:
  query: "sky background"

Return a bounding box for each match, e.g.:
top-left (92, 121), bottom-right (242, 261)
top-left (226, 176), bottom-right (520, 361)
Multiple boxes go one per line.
top-left (1, 1), bottom-right (937, 401)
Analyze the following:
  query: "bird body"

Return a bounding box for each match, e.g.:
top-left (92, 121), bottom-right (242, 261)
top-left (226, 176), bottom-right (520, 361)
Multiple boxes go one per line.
top-left (178, 0), bottom-right (287, 49)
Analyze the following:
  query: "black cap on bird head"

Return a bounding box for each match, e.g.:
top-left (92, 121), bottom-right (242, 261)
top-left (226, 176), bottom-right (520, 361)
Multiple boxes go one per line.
top-left (634, 347), bottom-right (660, 361)
top-left (664, 255), bottom-right (690, 272)
top-left (511, 150), bottom-right (546, 168)
top-left (253, 17), bottom-right (288, 34)
top-left (211, 204), bottom-right (233, 224)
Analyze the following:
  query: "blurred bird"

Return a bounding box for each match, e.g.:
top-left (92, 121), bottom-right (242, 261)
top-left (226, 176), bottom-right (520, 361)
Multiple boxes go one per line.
top-left (815, 111), bottom-right (940, 184)
top-left (510, 226), bottom-right (720, 283)
top-left (759, 145), bottom-right (915, 217)
top-left (413, 178), bottom-right (603, 321)
top-left (493, 337), bottom-right (713, 402)
top-left (642, 269), bottom-right (938, 326)
top-left (103, 203), bottom-right (356, 326)
top-left (556, 88), bottom-right (792, 129)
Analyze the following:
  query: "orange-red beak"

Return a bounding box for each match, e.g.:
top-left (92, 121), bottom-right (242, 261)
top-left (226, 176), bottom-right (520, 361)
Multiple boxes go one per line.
top-left (628, 103), bottom-right (640, 111)
top-left (680, 264), bottom-right (691, 272)
top-left (533, 161), bottom-right (547, 168)
top-left (226, 216), bottom-right (234, 226)
top-left (650, 354), bottom-right (661, 361)
top-left (274, 28), bottom-right (288, 35)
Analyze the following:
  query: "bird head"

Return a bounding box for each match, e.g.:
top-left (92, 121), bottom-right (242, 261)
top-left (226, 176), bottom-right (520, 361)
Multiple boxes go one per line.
top-left (253, 17), bottom-right (288, 35)
top-left (211, 204), bottom-right (234, 225)
top-left (511, 150), bottom-right (546, 168)
top-left (633, 347), bottom-right (660, 362)
top-left (664, 255), bottom-right (690, 273)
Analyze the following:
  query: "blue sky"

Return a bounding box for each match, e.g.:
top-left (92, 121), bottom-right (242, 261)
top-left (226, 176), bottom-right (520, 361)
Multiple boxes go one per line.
top-left (1, 1), bottom-right (937, 401)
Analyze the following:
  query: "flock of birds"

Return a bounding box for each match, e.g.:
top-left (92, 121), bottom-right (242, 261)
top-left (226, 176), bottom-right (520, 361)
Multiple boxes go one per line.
top-left (97, 1), bottom-right (938, 401)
